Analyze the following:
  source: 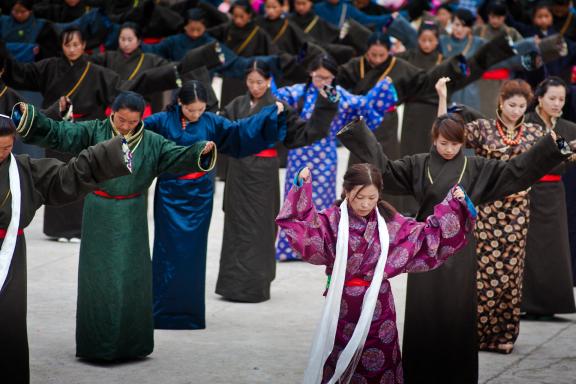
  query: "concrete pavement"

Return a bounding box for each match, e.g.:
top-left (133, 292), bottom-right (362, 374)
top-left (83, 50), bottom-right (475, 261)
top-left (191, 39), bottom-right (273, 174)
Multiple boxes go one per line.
top-left (25, 148), bottom-right (576, 384)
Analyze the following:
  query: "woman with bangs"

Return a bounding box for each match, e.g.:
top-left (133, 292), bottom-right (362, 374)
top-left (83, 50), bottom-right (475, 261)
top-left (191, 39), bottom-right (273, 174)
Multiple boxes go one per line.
top-left (337, 76), bottom-right (576, 382)
top-left (437, 77), bottom-right (550, 354)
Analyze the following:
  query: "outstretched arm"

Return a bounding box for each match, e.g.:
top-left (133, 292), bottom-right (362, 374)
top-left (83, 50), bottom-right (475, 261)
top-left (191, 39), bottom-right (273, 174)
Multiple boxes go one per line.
top-left (276, 167), bottom-right (336, 266)
top-left (391, 185), bottom-right (476, 275)
top-left (337, 117), bottom-right (416, 196)
top-left (32, 136), bottom-right (131, 206)
top-left (12, 102), bottom-right (98, 155)
top-left (436, 77), bottom-right (449, 117)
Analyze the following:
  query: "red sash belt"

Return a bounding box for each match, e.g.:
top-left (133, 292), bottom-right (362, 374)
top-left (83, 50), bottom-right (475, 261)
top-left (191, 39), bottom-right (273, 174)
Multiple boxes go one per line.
top-left (345, 277), bottom-right (370, 287)
top-left (143, 37), bottom-right (162, 44)
top-left (178, 171), bottom-right (207, 180)
top-left (386, 106), bottom-right (396, 113)
top-left (255, 148), bottom-right (278, 158)
top-left (93, 189), bottom-right (141, 200)
top-left (538, 174), bottom-right (561, 182)
top-left (72, 113), bottom-right (87, 119)
top-left (482, 68), bottom-right (510, 80)
top-left (0, 229), bottom-right (24, 238)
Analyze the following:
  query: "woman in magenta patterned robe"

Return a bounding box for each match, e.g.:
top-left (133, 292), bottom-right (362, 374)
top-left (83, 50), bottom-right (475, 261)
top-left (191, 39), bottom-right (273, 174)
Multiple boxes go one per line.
top-left (276, 163), bottom-right (476, 383)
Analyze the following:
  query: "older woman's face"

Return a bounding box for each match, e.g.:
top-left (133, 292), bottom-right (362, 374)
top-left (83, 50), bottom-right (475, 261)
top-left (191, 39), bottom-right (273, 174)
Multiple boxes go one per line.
top-left (246, 71), bottom-right (270, 100)
top-left (539, 85), bottom-right (566, 118)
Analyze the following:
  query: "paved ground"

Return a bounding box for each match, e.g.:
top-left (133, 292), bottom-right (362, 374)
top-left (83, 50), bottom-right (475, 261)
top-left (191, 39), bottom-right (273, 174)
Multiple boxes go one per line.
top-left (25, 148), bottom-right (576, 384)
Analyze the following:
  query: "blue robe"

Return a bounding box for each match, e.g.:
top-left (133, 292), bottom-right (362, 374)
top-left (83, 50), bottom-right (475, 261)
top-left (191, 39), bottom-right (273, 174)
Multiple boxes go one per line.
top-left (0, 15), bottom-right (45, 62)
top-left (313, 0), bottom-right (391, 28)
top-left (141, 33), bottom-right (215, 61)
top-left (273, 80), bottom-right (397, 261)
top-left (144, 104), bottom-right (286, 329)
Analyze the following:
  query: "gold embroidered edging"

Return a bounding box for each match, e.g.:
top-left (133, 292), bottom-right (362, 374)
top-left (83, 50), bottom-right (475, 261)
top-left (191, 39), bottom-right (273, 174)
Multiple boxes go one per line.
top-left (127, 54), bottom-right (145, 81)
top-left (304, 16), bottom-right (319, 34)
top-left (427, 157), bottom-right (468, 185)
top-left (198, 142), bottom-right (217, 171)
top-left (236, 26), bottom-right (260, 54)
top-left (66, 62), bottom-right (92, 98)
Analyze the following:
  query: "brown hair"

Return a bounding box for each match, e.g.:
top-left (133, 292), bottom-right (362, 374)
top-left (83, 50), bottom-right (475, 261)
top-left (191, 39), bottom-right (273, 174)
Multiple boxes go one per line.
top-left (499, 79), bottom-right (533, 104)
top-left (335, 163), bottom-right (396, 220)
top-left (431, 114), bottom-right (466, 144)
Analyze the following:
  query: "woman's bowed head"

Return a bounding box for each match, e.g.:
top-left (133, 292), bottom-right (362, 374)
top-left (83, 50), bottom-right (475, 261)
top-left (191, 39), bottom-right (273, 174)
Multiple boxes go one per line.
top-left (297, 164), bottom-right (466, 218)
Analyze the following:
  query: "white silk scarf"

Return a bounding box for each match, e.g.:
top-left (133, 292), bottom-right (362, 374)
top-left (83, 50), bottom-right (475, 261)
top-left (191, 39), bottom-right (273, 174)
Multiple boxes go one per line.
top-left (303, 200), bottom-right (390, 384)
top-left (0, 153), bottom-right (21, 293)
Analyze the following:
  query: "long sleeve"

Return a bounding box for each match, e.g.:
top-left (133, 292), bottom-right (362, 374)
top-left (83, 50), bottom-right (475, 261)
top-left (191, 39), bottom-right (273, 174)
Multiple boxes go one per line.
top-left (211, 104), bottom-right (287, 157)
top-left (387, 14), bottom-right (418, 50)
top-left (12, 103), bottom-right (98, 154)
top-left (273, 83), bottom-right (306, 109)
top-left (0, 55), bottom-right (48, 91)
top-left (30, 136), bottom-right (131, 206)
top-left (283, 95), bottom-right (338, 148)
top-left (390, 188), bottom-right (475, 275)
top-left (276, 179), bottom-right (337, 265)
top-left (141, 36), bottom-right (178, 61)
top-left (337, 117), bottom-right (416, 195)
top-left (156, 135), bottom-right (216, 175)
top-left (473, 133), bottom-right (571, 204)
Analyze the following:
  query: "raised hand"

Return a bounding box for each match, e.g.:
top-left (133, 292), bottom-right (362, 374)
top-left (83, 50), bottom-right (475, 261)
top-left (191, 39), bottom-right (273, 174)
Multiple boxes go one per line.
top-left (453, 185), bottom-right (465, 201)
top-left (275, 101), bottom-right (285, 114)
top-left (298, 167), bottom-right (311, 183)
top-left (435, 77), bottom-right (450, 100)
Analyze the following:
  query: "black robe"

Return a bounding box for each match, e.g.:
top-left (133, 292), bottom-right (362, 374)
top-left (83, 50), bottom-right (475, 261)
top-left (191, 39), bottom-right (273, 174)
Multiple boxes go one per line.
top-left (91, 48), bottom-right (169, 112)
top-left (1, 53), bottom-right (185, 238)
top-left (257, 16), bottom-right (307, 56)
top-left (209, 20), bottom-right (277, 106)
top-left (522, 111), bottom-right (576, 314)
top-left (288, 10), bottom-right (356, 63)
top-left (0, 136), bottom-right (129, 384)
top-left (216, 90), bottom-right (337, 302)
top-left (1, 55), bottom-right (121, 238)
top-left (338, 32), bottom-right (516, 163)
top-left (337, 119), bottom-right (570, 384)
top-left (0, 82), bottom-right (42, 158)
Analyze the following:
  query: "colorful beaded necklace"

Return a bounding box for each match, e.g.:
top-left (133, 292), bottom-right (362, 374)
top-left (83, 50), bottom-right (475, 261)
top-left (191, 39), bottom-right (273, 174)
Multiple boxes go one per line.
top-left (495, 119), bottom-right (524, 146)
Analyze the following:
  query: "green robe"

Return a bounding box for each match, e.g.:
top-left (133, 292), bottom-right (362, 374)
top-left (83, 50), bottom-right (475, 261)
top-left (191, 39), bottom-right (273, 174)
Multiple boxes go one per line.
top-left (13, 104), bottom-right (215, 360)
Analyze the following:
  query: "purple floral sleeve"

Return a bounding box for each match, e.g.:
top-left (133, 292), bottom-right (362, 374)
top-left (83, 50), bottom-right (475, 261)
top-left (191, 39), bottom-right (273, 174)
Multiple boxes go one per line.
top-left (275, 181), bottom-right (338, 266)
top-left (385, 187), bottom-right (476, 276)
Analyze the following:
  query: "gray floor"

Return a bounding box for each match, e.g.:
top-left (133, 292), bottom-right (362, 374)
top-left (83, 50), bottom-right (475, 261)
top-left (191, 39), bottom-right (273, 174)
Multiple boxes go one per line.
top-left (26, 148), bottom-right (576, 384)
